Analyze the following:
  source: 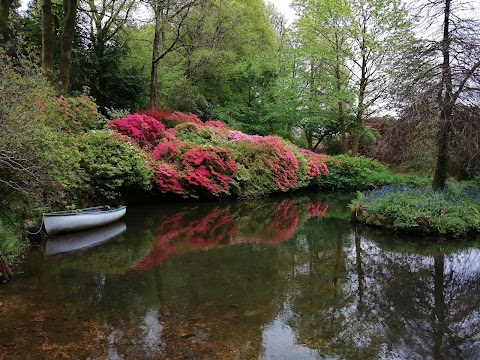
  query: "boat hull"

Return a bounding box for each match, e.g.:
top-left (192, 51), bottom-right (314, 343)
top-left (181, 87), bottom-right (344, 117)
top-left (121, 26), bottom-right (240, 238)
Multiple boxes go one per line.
top-left (43, 206), bottom-right (127, 235)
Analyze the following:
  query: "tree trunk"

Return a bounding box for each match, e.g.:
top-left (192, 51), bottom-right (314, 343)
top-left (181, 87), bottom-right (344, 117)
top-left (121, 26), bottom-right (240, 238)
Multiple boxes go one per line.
top-left (150, 5), bottom-right (162, 109)
top-left (432, 0), bottom-right (453, 191)
top-left (351, 110), bottom-right (363, 156)
top-left (306, 129), bottom-right (313, 150)
top-left (338, 100), bottom-right (347, 153)
top-left (58, 0), bottom-right (77, 92)
top-left (335, 63), bottom-right (347, 153)
top-left (41, 0), bottom-right (54, 83)
top-left (0, 0), bottom-right (13, 42)
top-left (432, 108), bottom-right (453, 190)
top-left (351, 54), bottom-right (367, 157)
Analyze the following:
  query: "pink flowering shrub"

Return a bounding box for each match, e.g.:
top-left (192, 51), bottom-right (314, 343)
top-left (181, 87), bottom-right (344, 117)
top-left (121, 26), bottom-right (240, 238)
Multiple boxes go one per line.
top-left (108, 114), bottom-right (166, 149)
top-left (230, 136), bottom-right (300, 195)
top-left (152, 140), bottom-right (181, 162)
top-left (298, 149), bottom-right (329, 180)
top-left (137, 108), bottom-right (203, 128)
top-left (205, 120), bottom-right (228, 130)
top-left (263, 136), bottom-right (299, 191)
top-left (181, 146), bottom-right (237, 196)
top-left (154, 163), bottom-right (184, 195)
top-left (106, 109), bottom-right (329, 198)
top-left (227, 130), bottom-right (264, 143)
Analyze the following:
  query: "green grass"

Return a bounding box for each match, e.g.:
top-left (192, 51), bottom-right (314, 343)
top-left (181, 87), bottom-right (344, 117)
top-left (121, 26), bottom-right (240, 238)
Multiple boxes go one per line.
top-left (351, 184), bottom-right (480, 236)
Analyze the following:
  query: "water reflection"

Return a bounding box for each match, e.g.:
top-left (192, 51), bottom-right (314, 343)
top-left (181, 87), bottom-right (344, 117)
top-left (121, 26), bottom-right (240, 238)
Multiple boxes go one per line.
top-left (1, 194), bottom-right (479, 359)
top-left (133, 197), bottom-right (331, 271)
top-left (45, 221), bottom-right (127, 256)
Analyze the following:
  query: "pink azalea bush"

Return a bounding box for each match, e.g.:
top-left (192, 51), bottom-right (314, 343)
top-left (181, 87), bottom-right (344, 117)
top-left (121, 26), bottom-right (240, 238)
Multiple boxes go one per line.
top-left (137, 108), bottom-right (203, 128)
top-left (108, 114), bottom-right (166, 149)
top-left (298, 148), bottom-right (329, 179)
top-left (154, 163), bottom-right (184, 195)
top-left (181, 146), bottom-right (237, 196)
top-left (108, 109), bottom-right (329, 198)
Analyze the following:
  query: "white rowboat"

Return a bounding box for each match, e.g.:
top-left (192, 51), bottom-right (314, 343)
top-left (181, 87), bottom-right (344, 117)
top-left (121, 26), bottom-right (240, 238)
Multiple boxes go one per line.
top-left (43, 205), bottom-right (127, 235)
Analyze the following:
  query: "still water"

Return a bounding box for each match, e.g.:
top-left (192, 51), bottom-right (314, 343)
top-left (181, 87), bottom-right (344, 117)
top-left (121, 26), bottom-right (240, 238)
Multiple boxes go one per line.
top-left (1, 193), bottom-right (479, 359)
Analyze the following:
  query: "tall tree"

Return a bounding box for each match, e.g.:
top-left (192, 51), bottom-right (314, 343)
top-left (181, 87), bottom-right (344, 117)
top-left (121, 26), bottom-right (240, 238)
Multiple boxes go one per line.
top-left (348, 0), bottom-right (412, 156)
top-left (393, 0), bottom-right (480, 189)
top-left (294, 0), bottom-right (353, 152)
top-left (38, 0), bottom-right (79, 91)
top-left (41, 0), bottom-right (54, 83)
top-left (78, 0), bottom-right (137, 106)
top-left (292, 0), bottom-right (411, 154)
top-left (428, 0), bottom-right (480, 189)
top-left (149, 0), bottom-right (196, 109)
top-left (57, 0), bottom-right (78, 91)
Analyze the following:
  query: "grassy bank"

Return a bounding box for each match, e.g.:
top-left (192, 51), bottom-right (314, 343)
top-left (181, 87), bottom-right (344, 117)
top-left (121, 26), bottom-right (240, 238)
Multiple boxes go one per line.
top-left (351, 183), bottom-right (480, 236)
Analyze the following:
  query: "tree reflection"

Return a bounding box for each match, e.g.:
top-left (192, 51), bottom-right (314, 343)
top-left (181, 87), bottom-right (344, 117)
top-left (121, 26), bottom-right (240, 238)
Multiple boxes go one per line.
top-left (286, 226), bottom-right (480, 359)
top-left (381, 248), bottom-right (480, 359)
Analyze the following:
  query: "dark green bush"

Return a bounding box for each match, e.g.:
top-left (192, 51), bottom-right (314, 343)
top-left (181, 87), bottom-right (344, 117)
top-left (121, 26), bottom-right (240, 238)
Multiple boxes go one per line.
top-left (79, 130), bottom-right (154, 200)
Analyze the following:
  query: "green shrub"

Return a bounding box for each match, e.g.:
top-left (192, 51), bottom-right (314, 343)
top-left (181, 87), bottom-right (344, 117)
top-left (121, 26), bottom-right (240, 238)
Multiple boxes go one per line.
top-left (79, 130), bottom-right (154, 200)
top-left (229, 141), bottom-right (278, 197)
top-left (351, 184), bottom-right (480, 236)
top-left (316, 155), bottom-right (428, 190)
top-left (316, 155), bottom-right (386, 189)
top-left (173, 122), bottom-right (226, 147)
top-left (0, 193), bottom-right (37, 268)
top-left (0, 52), bottom-right (88, 206)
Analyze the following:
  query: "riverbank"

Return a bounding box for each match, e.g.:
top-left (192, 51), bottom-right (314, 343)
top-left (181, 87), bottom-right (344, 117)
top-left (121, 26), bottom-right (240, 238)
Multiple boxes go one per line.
top-left (1, 157), bottom-right (429, 282)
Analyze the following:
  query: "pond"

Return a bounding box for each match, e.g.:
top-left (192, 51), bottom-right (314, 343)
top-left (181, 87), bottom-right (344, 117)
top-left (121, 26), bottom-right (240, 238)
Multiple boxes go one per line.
top-left (0, 193), bottom-right (479, 359)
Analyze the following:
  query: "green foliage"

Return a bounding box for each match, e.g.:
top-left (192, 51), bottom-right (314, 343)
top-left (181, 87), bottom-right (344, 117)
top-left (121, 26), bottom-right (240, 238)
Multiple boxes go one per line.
top-left (0, 208), bottom-right (27, 263)
top-left (79, 130), bottom-right (154, 199)
top-left (351, 184), bottom-right (480, 236)
top-left (316, 155), bottom-right (429, 190)
top-left (219, 140), bottom-right (276, 197)
top-left (316, 155), bottom-right (386, 189)
top-left (173, 122), bottom-right (226, 147)
top-left (0, 52), bottom-right (83, 204)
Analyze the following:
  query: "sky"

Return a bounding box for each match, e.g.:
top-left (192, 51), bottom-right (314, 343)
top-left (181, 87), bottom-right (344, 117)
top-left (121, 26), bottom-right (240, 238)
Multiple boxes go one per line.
top-left (266, 0), bottom-right (298, 24)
